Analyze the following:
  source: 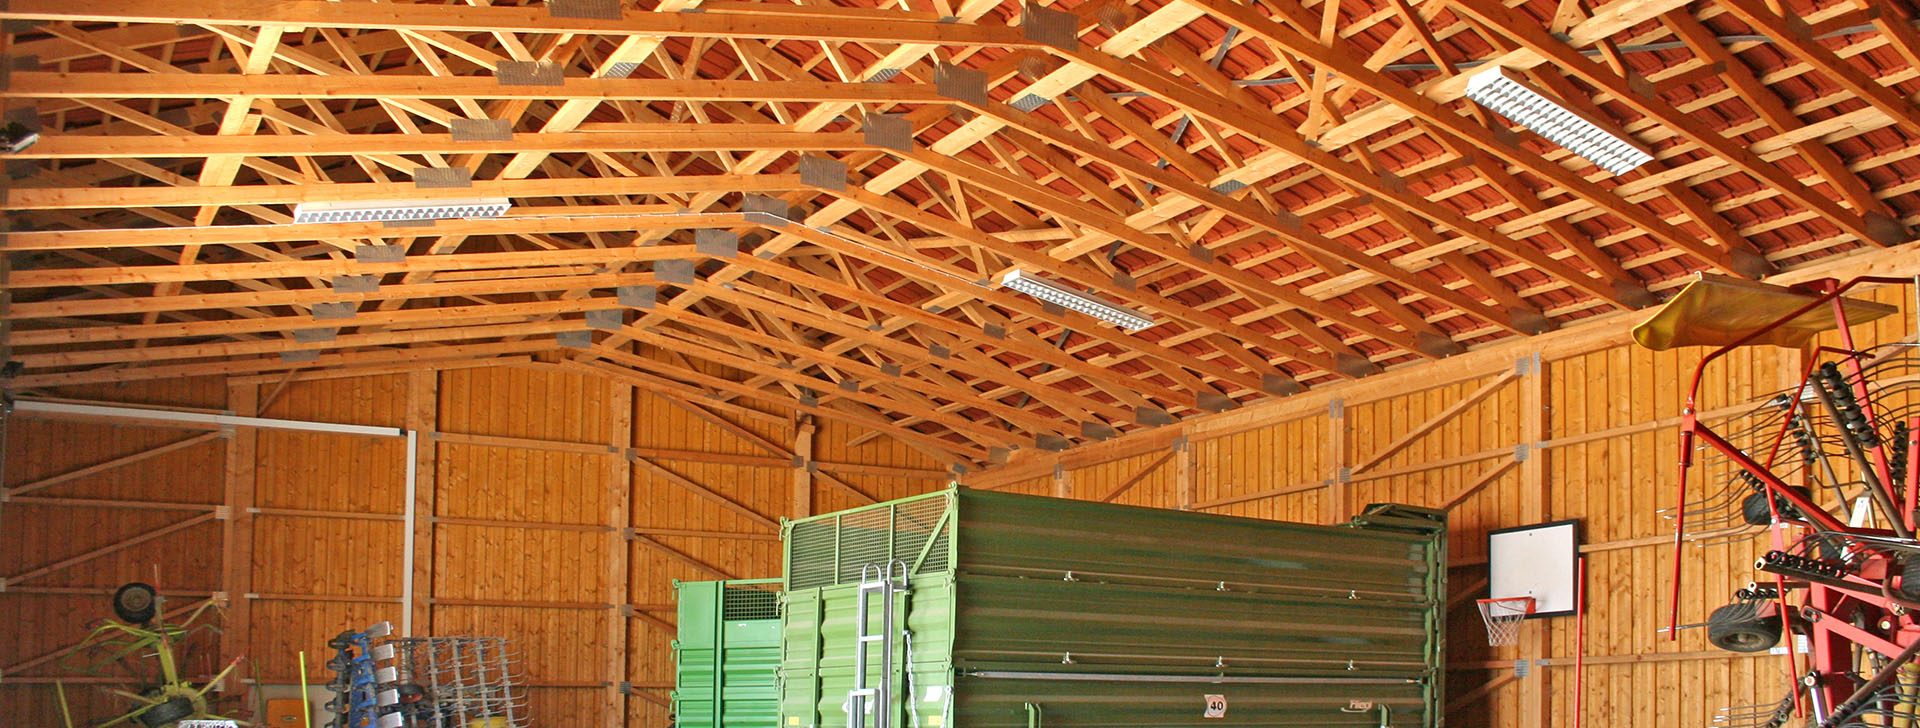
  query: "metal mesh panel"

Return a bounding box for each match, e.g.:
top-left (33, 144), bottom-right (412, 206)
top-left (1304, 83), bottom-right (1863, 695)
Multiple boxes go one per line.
top-left (836, 507), bottom-right (894, 585)
top-left (721, 584), bottom-right (780, 621)
top-left (786, 493), bottom-right (952, 590)
top-left (788, 519), bottom-right (836, 591)
top-left (892, 495), bottom-right (949, 574)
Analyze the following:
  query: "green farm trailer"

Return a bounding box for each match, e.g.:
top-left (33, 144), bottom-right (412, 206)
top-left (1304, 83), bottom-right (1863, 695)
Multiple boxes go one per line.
top-left (672, 578), bottom-right (783, 728)
top-left (672, 487), bottom-right (1446, 728)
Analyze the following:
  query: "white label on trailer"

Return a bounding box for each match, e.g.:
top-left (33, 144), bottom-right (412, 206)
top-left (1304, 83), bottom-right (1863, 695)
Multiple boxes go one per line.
top-left (179, 722), bottom-right (240, 728)
top-left (1203, 694), bottom-right (1227, 718)
top-left (924, 685), bottom-right (945, 702)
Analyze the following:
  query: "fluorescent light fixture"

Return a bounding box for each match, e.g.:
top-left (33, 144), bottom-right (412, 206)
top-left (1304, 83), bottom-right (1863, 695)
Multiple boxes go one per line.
top-left (291, 198), bottom-right (511, 224)
top-left (997, 269), bottom-right (1155, 332)
top-left (1465, 66), bottom-right (1652, 176)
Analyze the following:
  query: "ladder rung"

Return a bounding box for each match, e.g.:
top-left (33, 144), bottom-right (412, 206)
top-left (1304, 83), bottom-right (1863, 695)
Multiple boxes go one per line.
top-left (858, 635), bottom-right (885, 642)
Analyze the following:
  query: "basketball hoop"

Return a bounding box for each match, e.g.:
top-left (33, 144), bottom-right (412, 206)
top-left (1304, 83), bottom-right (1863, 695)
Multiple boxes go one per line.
top-left (1477, 596), bottom-right (1535, 646)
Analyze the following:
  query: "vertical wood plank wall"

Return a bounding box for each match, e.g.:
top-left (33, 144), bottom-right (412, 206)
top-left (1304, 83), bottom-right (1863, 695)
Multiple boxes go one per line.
top-left (6, 280), bottom-right (1915, 726)
top-left (1, 362), bottom-right (951, 725)
top-left (972, 282), bottom-right (1916, 727)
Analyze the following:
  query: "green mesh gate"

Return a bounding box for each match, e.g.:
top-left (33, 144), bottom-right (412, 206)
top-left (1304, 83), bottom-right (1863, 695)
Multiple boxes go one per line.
top-left (785, 490), bottom-right (954, 591)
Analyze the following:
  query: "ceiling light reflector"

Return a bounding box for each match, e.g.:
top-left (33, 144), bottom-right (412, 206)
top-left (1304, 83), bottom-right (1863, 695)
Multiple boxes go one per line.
top-left (997, 269), bottom-right (1155, 332)
top-left (292, 198), bottom-right (512, 224)
top-left (1465, 66), bottom-right (1652, 176)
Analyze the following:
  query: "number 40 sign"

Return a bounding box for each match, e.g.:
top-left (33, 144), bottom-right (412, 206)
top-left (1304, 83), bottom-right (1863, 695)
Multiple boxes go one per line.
top-left (1202, 694), bottom-right (1227, 718)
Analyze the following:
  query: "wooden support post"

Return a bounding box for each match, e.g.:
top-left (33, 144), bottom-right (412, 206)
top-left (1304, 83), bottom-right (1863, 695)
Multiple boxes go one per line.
top-left (218, 382), bottom-right (256, 695)
top-left (1174, 437), bottom-right (1195, 510)
top-left (405, 371), bottom-right (437, 638)
top-left (1517, 353), bottom-right (1550, 728)
top-left (604, 382), bottom-right (633, 728)
top-left (1051, 463), bottom-right (1071, 499)
top-left (793, 416), bottom-right (815, 518)
top-left (1325, 398), bottom-right (1348, 523)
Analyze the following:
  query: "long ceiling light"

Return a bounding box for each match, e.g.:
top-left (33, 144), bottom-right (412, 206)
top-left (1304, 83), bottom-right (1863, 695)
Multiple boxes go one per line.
top-left (291, 198), bottom-right (512, 224)
top-left (997, 269), bottom-right (1155, 332)
top-left (1465, 66), bottom-right (1652, 176)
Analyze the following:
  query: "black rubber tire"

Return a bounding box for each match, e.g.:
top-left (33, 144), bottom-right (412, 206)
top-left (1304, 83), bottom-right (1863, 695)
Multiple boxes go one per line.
top-left (135, 697), bottom-right (195, 728)
top-left (1741, 487), bottom-right (1811, 526)
top-left (112, 582), bottom-right (158, 624)
top-left (1896, 557), bottom-right (1920, 603)
top-left (1707, 603), bottom-right (1782, 653)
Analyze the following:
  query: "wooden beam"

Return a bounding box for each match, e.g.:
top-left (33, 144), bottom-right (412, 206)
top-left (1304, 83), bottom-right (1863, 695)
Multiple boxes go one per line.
top-left (603, 381), bottom-right (632, 728)
top-left (5, 431), bottom-right (225, 497)
top-left (629, 456), bottom-right (778, 531)
top-left (4, 512), bottom-right (217, 586)
top-left (406, 371), bottom-right (437, 637)
top-left (217, 383), bottom-right (256, 695)
top-left (1099, 448), bottom-right (1176, 503)
top-left (1350, 370), bottom-right (1518, 474)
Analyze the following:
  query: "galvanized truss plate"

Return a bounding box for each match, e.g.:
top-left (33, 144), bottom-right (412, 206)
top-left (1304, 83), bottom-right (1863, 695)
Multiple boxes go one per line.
top-left (3, 104), bottom-right (38, 131)
top-left (382, 219), bottom-right (436, 228)
top-left (1021, 4), bottom-right (1079, 50)
top-left (742, 193), bottom-right (792, 222)
top-left (495, 60), bottom-right (565, 87)
top-left (1261, 373), bottom-right (1302, 396)
top-left (584, 309), bottom-right (623, 330)
top-left (1040, 302), bottom-right (1067, 317)
top-left (880, 362), bottom-right (901, 377)
top-left (291, 327), bottom-right (338, 343)
top-left (1035, 434), bottom-right (1071, 452)
top-left (2, 18), bottom-right (46, 33)
top-left (1196, 391), bottom-right (1238, 413)
top-left (928, 343), bottom-right (951, 360)
top-left (332, 274), bottom-right (380, 294)
top-left (1080, 421), bottom-right (1117, 441)
top-left (982, 323), bottom-right (1005, 339)
top-left (838, 378), bottom-right (860, 392)
top-left (863, 113), bottom-right (913, 151)
top-left (449, 118), bottom-right (514, 142)
top-left (933, 63), bottom-right (987, 106)
top-left (616, 285), bottom-right (656, 308)
top-left (546, 0), bottom-right (622, 19)
top-left (1211, 179), bottom-right (1247, 194)
top-left (354, 244), bottom-right (406, 263)
top-left (1134, 406), bottom-right (1175, 427)
top-left (864, 67), bottom-right (901, 83)
top-left (279, 350), bottom-right (321, 363)
top-left (412, 167), bottom-right (473, 188)
top-left (1336, 353), bottom-right (1381, 378)
top-left (601, 61), bottom-right (642, 79)
top-left (1009, 94), bottom-right (1049, 112)
top-left (556, 330), bottom-right (593, 349)
top-left (988, 446), bottom-right (1012, 465)
top-left (797, 388), bottom-right (819, 407)
top-left (797, 155), bottom-right (846, 191)
top-left (5, 159), bottom-right (34, 180)
top-left (312, 301), bottom-right (358, 320)
top-left (1112, 271), bottom-right (1136, 291)
top-left (695, 228), bottom-right (739, 258)
top-left (653, 259), bottom-right (696, 285)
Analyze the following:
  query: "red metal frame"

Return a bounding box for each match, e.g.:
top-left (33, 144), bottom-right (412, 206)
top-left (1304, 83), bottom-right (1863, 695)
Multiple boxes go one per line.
top-left (1671, 276), bottom-right (1918, 723)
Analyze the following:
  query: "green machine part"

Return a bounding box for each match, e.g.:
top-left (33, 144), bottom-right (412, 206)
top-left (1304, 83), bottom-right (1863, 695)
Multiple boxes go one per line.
top-left (672, 578), bottom-right (784, 728)
top-left (777, 487), bottom-right (1447, 728)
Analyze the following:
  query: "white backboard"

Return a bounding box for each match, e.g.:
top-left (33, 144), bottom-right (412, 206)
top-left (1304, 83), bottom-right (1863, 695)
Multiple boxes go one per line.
top-left (1488, 519), bottom-right (1580, 618)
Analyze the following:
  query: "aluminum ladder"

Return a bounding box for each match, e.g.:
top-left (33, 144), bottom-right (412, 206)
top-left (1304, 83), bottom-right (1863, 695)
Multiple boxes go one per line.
top-left (848, 560), bottom-right (909, 728)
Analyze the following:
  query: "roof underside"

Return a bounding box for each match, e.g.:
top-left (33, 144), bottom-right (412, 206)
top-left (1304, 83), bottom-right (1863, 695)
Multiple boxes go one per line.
top-left (4, 0), bottom-right (1919, 467)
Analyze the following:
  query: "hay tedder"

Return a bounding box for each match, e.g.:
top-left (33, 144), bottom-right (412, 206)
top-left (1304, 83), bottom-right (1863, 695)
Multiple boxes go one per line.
top-left (1642, 274), bottom-right (1920, 726)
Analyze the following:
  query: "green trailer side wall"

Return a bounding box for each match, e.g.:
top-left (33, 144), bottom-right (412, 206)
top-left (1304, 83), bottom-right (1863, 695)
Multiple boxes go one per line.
top-left (779, 488), bottom-right (1446, 728)
top-left (674, 579), bottom-right (783, 728)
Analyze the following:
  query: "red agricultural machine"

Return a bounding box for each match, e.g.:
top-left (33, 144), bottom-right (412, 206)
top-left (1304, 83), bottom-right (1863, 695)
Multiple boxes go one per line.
top-left (1650, 274), bottom-right (1920, 726)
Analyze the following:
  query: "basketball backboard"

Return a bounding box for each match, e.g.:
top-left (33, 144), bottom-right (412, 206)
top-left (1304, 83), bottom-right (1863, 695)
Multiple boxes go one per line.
top-left (1487, 519), bottom-right (1580, 618)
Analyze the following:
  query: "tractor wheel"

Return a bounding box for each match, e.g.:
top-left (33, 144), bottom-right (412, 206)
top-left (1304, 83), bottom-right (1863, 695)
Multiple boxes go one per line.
top-left (135, 697), bottom-right (196, 728)
top-left (1707, 603), bottom-right (1781, 653)
top-left (113, 582), bottom-right (158, 624)
top-left (1741, 487), bottom-right (1811, 526)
